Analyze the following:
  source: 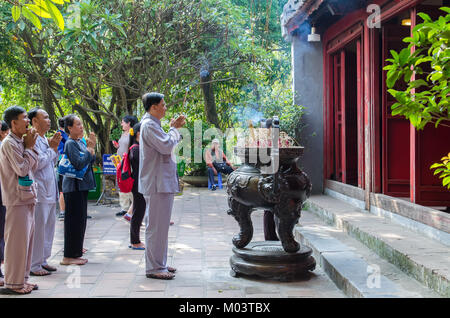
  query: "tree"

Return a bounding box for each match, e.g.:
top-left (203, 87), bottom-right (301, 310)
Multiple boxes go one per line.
top-left (384, 7), bottom-right (450, 189)
top-left (1, 0), bottom-right (295, 161)
top-left (6, 0), bottom-right (69, 31)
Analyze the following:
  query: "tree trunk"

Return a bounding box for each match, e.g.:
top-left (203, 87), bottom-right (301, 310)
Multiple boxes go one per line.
top-left (200, 70), bottom-right (220, 128)
top-left (39, 77), bottom-right (58, 131)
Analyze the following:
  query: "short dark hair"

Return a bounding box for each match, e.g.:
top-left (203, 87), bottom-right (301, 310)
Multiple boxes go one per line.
top-left (27, 108), bottom-right (41, 125)
top-left (3, 106), bottom-right (26, 128)
top-left (58, 117), bottom-right (65, 129)
top-left (64, 114), bottom-right (78, 134)
top-left (1, 120), bottom-right (9, 131)
top-left (122, 115), bottom-right (138, 127)
top-left (142, 92), bottom-right (164, 112)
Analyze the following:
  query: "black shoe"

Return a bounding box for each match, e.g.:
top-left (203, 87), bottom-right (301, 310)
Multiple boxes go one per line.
top-left (87, 215), bottom-right (92, 219)
top-left (116, 210), bottom-right (126, 216)
top-left (211, 185), bottom-right (217, 191)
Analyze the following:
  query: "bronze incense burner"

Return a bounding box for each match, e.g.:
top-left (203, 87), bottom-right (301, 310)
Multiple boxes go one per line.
top-left (226, 144), bottom-right (316, 281)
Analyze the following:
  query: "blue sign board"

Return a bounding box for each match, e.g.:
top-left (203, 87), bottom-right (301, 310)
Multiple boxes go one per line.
top-left (102, 154), bottom-right (117, 175)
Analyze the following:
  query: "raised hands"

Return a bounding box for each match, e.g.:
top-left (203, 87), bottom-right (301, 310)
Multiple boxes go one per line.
top-left (86, 132), bottom-right (97, 148)
top-left (170, 114), bottom-right (186, 129)
top-left (24, 128), bottom-right (38, 149)
top-left (48, 131), bottom-right (62, 152)
top-left (86, 132), bottom-right (97, 155)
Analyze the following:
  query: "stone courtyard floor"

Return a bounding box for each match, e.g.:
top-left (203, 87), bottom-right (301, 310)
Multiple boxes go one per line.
top-left (0, 186), bottom-right (345, 298)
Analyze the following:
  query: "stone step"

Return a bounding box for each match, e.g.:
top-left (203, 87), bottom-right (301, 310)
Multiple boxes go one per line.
top-left (295, 210), bottom-right (440, 298)
top-left (298, 195), bottom-right (449, 297)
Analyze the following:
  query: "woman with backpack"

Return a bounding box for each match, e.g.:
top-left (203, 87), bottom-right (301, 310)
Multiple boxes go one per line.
top-left (127, 123), bottom-right (146, 250)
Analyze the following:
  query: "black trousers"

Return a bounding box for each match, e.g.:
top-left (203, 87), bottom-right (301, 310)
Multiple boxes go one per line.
top-left (207, 162), bottom-right (234, 186)
top-left (63, 191), bottom-right (88, 258)
top-left (130, 189), bottom-right (146, 244)
top-left (264, 210), bottom-right (279, 241)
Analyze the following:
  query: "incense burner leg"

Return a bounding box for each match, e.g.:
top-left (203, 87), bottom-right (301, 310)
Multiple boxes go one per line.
top-left (227, 197), bottom-right (254, 249)
top-left (273, 197), bottom-right (301, 253)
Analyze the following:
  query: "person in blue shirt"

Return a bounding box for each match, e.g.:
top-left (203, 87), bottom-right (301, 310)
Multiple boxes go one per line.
top-left (57, 117), bottom-right (68, 220)
top-left (57, 117), bottom-right (69, 155)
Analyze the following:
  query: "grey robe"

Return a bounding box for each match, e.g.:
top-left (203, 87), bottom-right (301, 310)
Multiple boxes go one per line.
top-left (138, 113), bottom-right (181, 195)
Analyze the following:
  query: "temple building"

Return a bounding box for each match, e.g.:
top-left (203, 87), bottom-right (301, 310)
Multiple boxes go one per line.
top-left (281, 0), bottom-right (450, 211)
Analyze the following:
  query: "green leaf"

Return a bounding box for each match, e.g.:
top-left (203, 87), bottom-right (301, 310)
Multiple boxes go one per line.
top-left (34, 0), bottom-right (49, 11)
top-left (390, 50), bottom-right (399, 61)
top-left (22, 7), bottom-right (42, 30)
top-left (415, 57), bottom-right (432, 66)
top-left (12, 6), bottom-right (21, 22)
top-left (387, 71), bottom-right (400, 88)
top-left (399, 48), bottom-right (410, 65)
top-left (431, 72), bottom-right (443, 81)
top-left (404, 70), bottom-right (413, 83)
top-left (45, 0), bottom-right (64, 31)
top-left (25, 4), bottom-right (51, 19)
top-left (51, 0), bottom-right (65, 4)
top-left (418, 12), bottom-right (432, 23)
top-left (443, 176), bottom-right (450, 187)
top-left (409, 79), bottom-right (428, 89)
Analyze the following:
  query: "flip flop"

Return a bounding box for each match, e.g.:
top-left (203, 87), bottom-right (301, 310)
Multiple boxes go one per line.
top-left (1, 288), bottom-right (32, 295)
top-left (25, 283), bottom-right (38, 290)
top-left (30, 270), bottom-right (51, 276)
top-left (42, 265), bottom-right (57, 272)
top-left (146, 272), bottom-right (175, 280)
top-left (128, 245), bottom-right (145, 250)
top-left (167, 267), bottom-right (177, 273)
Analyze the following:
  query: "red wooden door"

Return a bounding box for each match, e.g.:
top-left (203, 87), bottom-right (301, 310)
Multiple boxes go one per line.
top-left (382, 25), bottom-right (411, 197)
top-left (332, 46), bottom-right (360, 186)
top-left (333, 53), bottom-right (345, 182)
top-left (333, 53), bottom-right (346, 183)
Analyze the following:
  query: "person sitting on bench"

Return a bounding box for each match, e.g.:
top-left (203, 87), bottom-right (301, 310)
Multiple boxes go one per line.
top-left (205, 139), bottom-right (235, 191)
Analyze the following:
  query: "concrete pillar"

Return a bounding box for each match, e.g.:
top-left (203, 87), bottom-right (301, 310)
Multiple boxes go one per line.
top-left (291, 35), bottom-right (324, 194)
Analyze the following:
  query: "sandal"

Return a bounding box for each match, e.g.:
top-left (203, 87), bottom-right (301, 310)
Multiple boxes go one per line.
top-left (146, 272), bottom-right (175, 280)
top-left (30, 270), bottom-right (51, 276)
top-left (25, 283), bottom-right (38, 290)
top-left (2, 287), bottom-right (32, 295)
top-left (129, 245), bottom-right (145, 250)
top-left (167, 266), bottom-right (177, 273)
top-left (42, 265), bottom-right (57, 272)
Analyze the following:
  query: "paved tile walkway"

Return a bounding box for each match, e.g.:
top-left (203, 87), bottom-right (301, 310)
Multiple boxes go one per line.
top-left (0, 186), bottom-right (345, 298)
